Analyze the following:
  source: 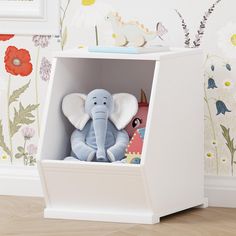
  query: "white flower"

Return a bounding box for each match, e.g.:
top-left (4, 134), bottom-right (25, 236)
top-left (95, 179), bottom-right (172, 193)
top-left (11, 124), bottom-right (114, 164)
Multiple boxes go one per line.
top-left (72, 0), bottom-right (112, 28)
top-left (21, 126), bottom-right (35, 140)
top-left (218, 22), bottom-right (236, 59)
top-left (27, 144), bottom-right (37, 155)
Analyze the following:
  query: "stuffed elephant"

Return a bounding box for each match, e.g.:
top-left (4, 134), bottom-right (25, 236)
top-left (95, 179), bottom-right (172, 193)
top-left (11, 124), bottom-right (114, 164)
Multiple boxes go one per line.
top-left (62, 89), bottom-right (138, 162)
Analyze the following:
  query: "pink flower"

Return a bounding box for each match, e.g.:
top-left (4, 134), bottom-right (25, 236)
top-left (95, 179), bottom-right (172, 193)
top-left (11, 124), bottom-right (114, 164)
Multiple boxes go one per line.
top-left (32, 35), bottom-right (51, 48)
top-left (40, 57), bottom-right (52, 81)
top-left (21, 126), bottom-right (35, 140)
top-left (27, 144), bottom-right (37, 155)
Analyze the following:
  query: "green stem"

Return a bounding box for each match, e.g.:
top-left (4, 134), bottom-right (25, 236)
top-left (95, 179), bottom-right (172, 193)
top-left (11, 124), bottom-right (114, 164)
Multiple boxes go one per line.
top-left (61, 0), bottom-right (71, 26)
top-left (35, 47), bottom-right (40, 136)
top-left (60, 0), bottom-right (71, 50)
top-left (23, 139), bottom-right (27, 166)
top-left (230, 155), bottom-right (235, 177)
top-left (204, 84), bottom-right (219, 175)
top-left (231, 153), bottom-right (234, 176)
top-left (95, 25), bottom-right (99, 46)
top-left (7, 76), bottom-right (13, 163)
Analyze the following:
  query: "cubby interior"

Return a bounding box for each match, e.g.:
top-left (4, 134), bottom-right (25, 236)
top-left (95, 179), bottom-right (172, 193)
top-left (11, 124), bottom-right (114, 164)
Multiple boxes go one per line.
top-left (40, 58), bottom-right (156, 161)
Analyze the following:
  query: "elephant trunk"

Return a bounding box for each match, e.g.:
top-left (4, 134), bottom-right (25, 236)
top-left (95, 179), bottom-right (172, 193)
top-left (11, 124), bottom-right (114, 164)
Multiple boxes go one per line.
top-left (91, 105), bottom-right (109, 162)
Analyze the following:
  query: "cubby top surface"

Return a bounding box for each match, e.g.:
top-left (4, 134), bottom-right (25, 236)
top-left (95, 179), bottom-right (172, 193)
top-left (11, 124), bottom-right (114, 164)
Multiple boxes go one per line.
top-left (53, 48), bottom-right (202, 61)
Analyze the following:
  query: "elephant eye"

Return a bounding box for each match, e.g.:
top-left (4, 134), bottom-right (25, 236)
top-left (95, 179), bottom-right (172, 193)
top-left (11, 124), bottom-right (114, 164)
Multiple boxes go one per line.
top-left (94, 102), bottom-right (97, 105)
top-left (132, 118), bottom-right (142, 128)
top-left (103, 102), bottom-right (107, 105)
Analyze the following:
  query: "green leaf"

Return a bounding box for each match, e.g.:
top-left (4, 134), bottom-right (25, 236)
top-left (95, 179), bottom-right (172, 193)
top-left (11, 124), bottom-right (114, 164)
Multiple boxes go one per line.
top-left (220, 124), bottom-right (236, 160)
top-left (29, 156), bottom-right (36, 166)
top-left (17, 146), bottom-right (24, 153)
top-left (61, 26), bottom-right (68, 50)
top-left (15, 153), bottom-right (23, 159)
top-left (10, 102), bottom-right (39, 138)
top-left (0, 120), bottom-right (11, 157)
top-left (9, 81), bottom-right (30, 105)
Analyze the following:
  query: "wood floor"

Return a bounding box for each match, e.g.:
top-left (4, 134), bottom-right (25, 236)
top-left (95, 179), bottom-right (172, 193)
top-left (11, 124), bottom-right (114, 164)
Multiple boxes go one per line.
top-left (1, 196), bottom-right (236, 236)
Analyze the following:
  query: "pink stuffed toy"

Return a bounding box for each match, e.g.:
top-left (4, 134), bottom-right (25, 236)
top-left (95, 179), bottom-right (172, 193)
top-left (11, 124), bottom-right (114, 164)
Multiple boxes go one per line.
top-left (125, 90), bottom-right (149, 138)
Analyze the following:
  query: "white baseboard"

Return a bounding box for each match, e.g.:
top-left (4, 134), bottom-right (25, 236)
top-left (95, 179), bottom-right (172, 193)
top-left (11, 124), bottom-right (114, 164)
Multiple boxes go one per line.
top-left (0, 167), bottom-right (235, 209)
top-left (44, 208), bottom-right (160, 224)
top-left (205, 175), bottom-right (236, 208)
top-left (0, 166), bottom-right (43, 197)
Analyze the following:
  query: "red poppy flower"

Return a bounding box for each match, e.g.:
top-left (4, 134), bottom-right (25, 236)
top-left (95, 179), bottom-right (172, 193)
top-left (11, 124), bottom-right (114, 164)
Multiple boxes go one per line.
top-left (4, 46), bottom-right (33, 76)
top-left (0, 34), bottom-right (14, 41)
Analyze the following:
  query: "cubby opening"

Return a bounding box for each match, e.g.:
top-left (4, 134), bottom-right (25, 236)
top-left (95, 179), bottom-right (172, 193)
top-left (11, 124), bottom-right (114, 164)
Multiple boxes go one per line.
top-left (40, 58), bottom-right (156, 163)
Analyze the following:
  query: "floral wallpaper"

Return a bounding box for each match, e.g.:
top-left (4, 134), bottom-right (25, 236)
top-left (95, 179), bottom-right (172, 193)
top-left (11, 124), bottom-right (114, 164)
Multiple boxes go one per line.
top-left (0, 35), bottom-right (59, 166)
top-left (0, 0), bottom-right (236, 177)
top-left (174, 0), bottom-right (236, 176)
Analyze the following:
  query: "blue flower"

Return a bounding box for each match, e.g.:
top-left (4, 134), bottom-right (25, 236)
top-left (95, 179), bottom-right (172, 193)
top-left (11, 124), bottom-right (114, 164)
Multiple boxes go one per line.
top-left (216, 100), bottom-right (231, 115)
top-left (208, 78), bottom-right (217, 89)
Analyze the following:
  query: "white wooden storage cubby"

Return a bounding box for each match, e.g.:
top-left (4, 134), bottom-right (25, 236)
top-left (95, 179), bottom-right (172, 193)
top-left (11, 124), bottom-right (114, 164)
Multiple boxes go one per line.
top-left (38, 48), bottom-right (207, 224)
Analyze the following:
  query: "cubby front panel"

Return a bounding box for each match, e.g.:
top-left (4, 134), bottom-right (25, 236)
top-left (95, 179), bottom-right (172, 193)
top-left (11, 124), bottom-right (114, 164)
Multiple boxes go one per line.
top-left (41, 161), bottom-right (151, 215)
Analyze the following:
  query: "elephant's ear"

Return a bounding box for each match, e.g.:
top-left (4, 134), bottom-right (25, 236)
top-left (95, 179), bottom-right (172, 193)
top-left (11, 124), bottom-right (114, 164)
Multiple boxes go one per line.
top-left (62, 93), bottom-right (90, 130)
top-left (110, 93), bottom-right (138, 130)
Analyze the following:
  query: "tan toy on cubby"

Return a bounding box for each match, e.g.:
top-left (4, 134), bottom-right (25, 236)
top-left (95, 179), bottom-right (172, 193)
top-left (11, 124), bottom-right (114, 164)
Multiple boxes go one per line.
top-left (37, 48), bottom-right (207, 224)
top-left (106, 12), bottom-right (168, 47)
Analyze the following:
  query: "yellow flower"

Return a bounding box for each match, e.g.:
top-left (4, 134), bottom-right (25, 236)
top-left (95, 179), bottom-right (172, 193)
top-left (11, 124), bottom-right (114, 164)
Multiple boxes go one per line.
top-left (82, 0), bottom-right (95, 6)
top-left (231, 34), bottom-right (236, 46)
top-left (223, 80), bottom-right (233, 89)
top-left (218, 22), bottom-right (236, 58)
top-left (73, 1), bottom-right (112, 28)
top-left (206, 152), bottom-right (214, 159)
top-left (1, 155), bottom-right (8, 160)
